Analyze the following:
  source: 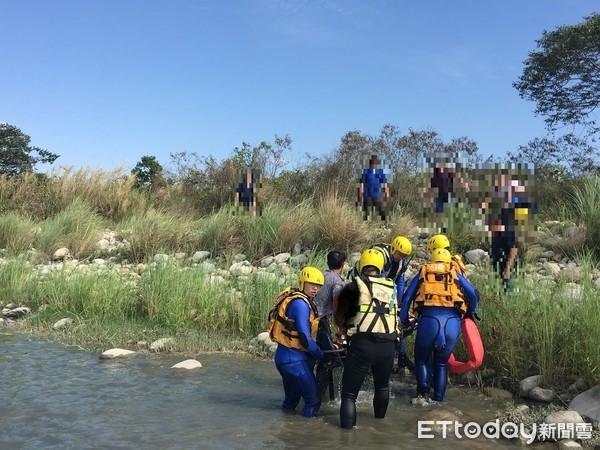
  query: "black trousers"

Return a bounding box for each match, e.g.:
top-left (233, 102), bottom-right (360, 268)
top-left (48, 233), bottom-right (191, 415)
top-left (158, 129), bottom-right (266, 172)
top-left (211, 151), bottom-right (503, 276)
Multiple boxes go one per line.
top-left (340, 334), bottom-right (395, 428)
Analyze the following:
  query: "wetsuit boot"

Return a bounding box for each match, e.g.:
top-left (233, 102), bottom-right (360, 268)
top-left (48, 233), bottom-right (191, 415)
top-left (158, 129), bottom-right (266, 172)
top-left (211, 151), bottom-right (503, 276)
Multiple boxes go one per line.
top-left (340, 397), bottom-right (356, 429)
top-left (373, 385), bottom-right (389, 418)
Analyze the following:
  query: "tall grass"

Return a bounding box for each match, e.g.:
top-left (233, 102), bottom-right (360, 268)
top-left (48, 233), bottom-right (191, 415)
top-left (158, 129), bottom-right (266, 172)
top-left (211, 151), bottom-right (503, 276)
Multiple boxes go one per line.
top-left (0, 212), bottom-right (38, 255)
top-left (0, 167), bottom-right (150, 221)
top-left (570, 175), bottom-right (600, 257)
top-left (474, 260), bottom-right (600, 385)
top-left (0, 257), bottom-right (33, 305)
top-left (135, 260), bottom-right (292, 335)
top-left (27, 267), bottom-right (138, 320)
top-left (50, 166), bottom-right (158, 221)
top-left (116, 208), bottom-right (200, 261)
top-left (311, 190), bottom-right (374, 251)
top-left (35, 199), bottom-right (107, 258)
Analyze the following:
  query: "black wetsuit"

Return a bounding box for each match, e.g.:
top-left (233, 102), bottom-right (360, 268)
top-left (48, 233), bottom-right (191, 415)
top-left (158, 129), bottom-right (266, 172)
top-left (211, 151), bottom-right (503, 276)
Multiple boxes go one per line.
top-left (336, 279), bottom-right (397, 429)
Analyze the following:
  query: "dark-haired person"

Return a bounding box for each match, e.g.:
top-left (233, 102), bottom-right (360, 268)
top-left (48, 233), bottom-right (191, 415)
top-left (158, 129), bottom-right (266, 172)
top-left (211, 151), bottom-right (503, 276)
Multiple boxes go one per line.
top-left (313, 250), bottom-right (347, 399)
top-left (358, 154), bottom-right (389, 221)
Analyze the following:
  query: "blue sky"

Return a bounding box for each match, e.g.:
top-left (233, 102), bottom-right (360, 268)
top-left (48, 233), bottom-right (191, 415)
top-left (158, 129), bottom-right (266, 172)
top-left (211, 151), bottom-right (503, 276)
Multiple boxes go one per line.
top-left (1, 0), bottom-right (597, 173)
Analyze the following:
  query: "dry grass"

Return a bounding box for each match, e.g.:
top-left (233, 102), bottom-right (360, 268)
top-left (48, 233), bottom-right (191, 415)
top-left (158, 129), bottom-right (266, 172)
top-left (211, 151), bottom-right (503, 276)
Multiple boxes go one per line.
top-left (312, 190), bottom-right (374, 251)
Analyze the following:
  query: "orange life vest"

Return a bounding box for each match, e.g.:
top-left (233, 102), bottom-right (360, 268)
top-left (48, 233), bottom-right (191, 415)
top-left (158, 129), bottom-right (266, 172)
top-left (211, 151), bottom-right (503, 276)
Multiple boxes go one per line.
top-left (267, 288), bottom-right (319, 351)
top-left (413, 261), bottom-right (466, 316)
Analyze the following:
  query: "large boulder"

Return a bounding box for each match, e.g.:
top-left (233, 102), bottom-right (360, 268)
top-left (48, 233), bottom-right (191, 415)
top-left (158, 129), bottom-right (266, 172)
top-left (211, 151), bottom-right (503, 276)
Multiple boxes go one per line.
top-left (569, 384), bottom-right (600, 421)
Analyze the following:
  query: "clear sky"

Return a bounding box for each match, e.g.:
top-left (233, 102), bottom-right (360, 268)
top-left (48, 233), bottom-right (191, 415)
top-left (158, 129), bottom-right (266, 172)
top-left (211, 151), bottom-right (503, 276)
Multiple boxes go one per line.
top-left (1, 0), bottom-right (597, 173)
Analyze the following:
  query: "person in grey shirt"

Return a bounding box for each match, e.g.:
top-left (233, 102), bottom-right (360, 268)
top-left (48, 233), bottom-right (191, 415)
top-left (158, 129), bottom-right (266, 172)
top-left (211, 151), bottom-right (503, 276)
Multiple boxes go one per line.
top-left (314, 250), bottom-right (346, 321)
top-left (314, 250), bottom-right (346, 400)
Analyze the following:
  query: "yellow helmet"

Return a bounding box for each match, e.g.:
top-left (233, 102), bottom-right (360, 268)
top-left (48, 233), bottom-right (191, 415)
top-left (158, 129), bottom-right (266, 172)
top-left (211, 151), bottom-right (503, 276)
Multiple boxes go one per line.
top-left (391, 236), bottom-right (412, 256)
top-left (430, 248), bottom-right (452, 263)
top-left (359, 249), bottom-right (385, 273)
top-left (427, 234), bottom-right (450, 251)
top-left (298, 266), bottom-right (324, 290)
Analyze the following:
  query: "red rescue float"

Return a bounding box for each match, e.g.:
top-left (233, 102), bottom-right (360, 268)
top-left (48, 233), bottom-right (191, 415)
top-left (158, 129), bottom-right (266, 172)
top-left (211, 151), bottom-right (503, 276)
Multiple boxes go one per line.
top-left (448, 317), bottom-right (484, 374)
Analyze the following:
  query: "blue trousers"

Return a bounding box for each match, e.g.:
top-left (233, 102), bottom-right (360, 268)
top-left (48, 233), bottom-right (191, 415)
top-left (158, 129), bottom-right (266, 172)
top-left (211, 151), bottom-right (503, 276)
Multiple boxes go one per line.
top-left (276, 360), bottom-right (321, 417)
top-left (414, 307), bottom-right (461, 401)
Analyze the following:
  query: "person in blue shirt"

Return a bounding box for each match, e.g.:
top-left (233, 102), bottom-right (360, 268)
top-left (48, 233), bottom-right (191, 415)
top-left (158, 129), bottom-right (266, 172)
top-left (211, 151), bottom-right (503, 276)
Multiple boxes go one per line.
top-left (400, 248), bottom-right (479, 403)
top-left (268, 267), bottom-right (325, 417)
top-left (359, 154), bottom-right (389, 221)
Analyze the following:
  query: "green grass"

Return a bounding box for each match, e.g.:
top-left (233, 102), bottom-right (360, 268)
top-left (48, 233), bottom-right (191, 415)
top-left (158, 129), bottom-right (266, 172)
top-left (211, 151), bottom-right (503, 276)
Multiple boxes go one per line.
top-left (473, 261), bottom-right (600, 386)
top-left (570, 175), bottom-right (600, 257)
top-left (116, 208), bottom-right (200, 262)
top-left (35, 199), bottom-right (107, 259)
top-left (0, 212), bottom-right (38, 255)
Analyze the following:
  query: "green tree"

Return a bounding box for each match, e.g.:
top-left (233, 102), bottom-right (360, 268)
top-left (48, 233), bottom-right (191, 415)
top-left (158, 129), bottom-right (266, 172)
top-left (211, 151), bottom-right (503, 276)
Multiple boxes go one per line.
top-left (131, 155), bottom-right (165, 188)
top-left (507, 134), bottom-right (598, 177)
top-left (0, 123), bottom-right (59, 176)
top-left (514, 13), bottom-right (600, 137)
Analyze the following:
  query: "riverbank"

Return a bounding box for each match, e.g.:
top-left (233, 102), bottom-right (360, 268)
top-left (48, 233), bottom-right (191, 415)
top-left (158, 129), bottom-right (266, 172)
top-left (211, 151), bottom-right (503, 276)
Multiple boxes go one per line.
top-left (3, 222), bottom-right (599, 388)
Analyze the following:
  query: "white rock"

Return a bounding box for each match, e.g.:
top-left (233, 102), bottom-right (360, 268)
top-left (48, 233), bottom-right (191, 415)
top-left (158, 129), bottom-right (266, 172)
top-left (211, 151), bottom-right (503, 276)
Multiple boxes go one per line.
top-left (200, 262), bottom-right (216, 273)
top-left (5, 307), bottom-right (31, 318)
top-left (233, 253), bottom-right (247, 262)
top-left (542, 261), bottom-right (561, 276)
top-left (149, 337), bottom-right (175, 352)
top-left (464, 249), bottom-right (488, 264)
top-left (260, 256), bottom-right (275, 268)
top-left (52, 247), bottom-right (70, 260)
top-left (52, 318), bottom-right (74, 329)
top-left (279, 264), bottom-right (290, 276)
top-left (153, 254), bottom-right (169, 263)
top-left (100, 348), bottom-right (136, 359)
top-left (95, 239), bottom-right (110, 252)
top-left (556, 283), bottom-right (583, 302)
top-left (92, 258), bottom-right (106, 265)
top-left (171, 359), bottom-right (202, 370)
top-left (274, 253), bottom-right (291, 264)
top-left (289, 254), bottom-right (308, 265)
top-left (257, 332), bottom-right (270, 343)
top-left (229, 262), bottom-right (253, 276)
top-left (191, 251), bottom-right (211, 262)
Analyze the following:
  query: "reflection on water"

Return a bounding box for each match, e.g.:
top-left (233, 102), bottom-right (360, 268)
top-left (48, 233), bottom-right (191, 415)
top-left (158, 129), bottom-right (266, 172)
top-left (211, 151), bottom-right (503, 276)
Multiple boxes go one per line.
top-left (1, 332), bottom-right (533, 449)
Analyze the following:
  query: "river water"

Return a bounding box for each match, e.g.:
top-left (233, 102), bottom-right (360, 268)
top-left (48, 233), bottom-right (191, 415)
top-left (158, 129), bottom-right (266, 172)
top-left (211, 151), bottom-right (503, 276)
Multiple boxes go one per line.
top-left (1, 331), bottom-right (553, 449)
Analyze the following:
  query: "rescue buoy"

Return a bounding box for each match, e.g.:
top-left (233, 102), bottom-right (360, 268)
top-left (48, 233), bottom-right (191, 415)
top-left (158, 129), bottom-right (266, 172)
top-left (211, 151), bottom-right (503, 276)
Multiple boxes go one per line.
top-left (448, 317), bottom-right (484, 374)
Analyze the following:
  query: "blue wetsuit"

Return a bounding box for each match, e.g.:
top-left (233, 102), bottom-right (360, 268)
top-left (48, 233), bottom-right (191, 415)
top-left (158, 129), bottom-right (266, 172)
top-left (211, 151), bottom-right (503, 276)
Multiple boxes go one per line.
top-left (400, 272), bottom-right (478, 401)
top-left (392, 263), bottom-right (409, 360)
top-left (274, 298), bottom-right (324, 417)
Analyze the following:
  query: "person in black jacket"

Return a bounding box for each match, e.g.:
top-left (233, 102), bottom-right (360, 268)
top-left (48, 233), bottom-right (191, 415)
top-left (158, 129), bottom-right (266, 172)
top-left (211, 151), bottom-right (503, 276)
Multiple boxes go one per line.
top-left (334, 249), bottom-right (398, 429)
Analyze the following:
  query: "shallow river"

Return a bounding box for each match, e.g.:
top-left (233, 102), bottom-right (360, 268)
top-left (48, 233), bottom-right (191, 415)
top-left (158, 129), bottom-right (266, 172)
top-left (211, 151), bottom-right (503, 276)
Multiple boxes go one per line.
top-left (1, 331), bottom-right (554, 449)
